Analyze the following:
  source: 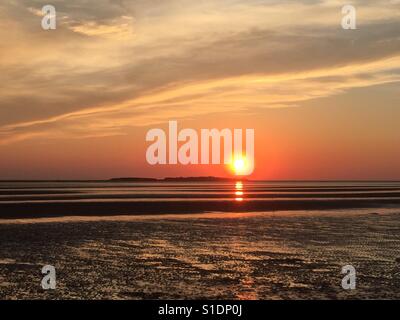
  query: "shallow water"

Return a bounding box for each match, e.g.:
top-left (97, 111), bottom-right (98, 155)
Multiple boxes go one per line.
top-left (2, 181), bottom-right (400, 203)
top-left (1, 181), bottom-right (400, 219)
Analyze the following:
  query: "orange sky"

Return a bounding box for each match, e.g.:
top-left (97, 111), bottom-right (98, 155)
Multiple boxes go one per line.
top-left (0, 1), bottom-right (399, 180)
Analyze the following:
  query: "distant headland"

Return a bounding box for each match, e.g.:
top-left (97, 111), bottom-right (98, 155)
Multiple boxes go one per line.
top-left (108, 176), bottom-right (247, 182)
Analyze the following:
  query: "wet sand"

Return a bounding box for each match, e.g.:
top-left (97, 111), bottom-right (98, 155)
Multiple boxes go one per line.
top-left (1, 209), bottom-right (400, 300)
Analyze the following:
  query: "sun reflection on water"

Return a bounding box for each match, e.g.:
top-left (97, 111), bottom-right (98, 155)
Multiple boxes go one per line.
top-left (235, 181), bottom-right (245, 202)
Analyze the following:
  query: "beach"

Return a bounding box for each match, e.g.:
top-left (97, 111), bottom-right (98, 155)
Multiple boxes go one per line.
top-left (1, 181), bottom-right (400, 299)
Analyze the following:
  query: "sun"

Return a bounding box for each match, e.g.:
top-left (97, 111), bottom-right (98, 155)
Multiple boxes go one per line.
top-left (232, 157), bottom-right (247, 175)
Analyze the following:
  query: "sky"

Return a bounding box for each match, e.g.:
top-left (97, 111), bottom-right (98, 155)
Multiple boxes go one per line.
top-left (0, 0), bottom-right (399, 180)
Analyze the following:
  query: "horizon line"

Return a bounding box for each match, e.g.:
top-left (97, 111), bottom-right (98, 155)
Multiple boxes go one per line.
top-left (1, 177), bottom-right (400, 183)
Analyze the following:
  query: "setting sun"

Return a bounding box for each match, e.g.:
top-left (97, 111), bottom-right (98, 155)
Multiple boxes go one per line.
top-left (232, 157), bottom-right (247, 175)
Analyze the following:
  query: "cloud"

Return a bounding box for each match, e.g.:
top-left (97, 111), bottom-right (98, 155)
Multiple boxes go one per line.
top-left (67, 16), bottom-right (134, 37)
top-left (0, 0), bottom-right (400, 145)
